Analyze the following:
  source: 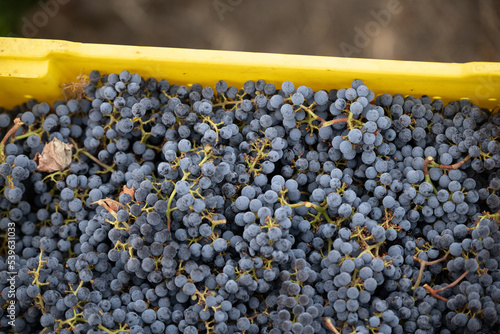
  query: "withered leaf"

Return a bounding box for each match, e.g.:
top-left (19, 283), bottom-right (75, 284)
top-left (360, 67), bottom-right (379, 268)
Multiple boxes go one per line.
top-left (120, 185), bottom-right (135, 198)
top-left (91, 198), bottom-right (124, 215)
top-left (35, 138), bottom-right (73, 172)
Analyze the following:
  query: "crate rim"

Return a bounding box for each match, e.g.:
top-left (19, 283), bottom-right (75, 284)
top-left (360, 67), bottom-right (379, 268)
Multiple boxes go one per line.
top-left (0, 37), bottom-right (499, 109)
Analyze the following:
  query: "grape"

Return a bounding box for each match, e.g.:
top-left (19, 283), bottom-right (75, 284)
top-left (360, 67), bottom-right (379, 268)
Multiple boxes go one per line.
top-left (314, 90), bottom-right (328, 105)
top-left (348, 129), bottom-right (363, 144)
top-left (340, 259), bottom-right (355, 273)
top-left (175, 180), bottom-right (190, 195)
top-left (345, 88), bottom-right (357, 100)
top-left (364, 278), bottom-right (378, 292)
top-left (178, 139), bottom-right (192, 152)
top-left (449, 243), bottom-right (463, 256)
top-left (334, 300), bottom-right (346, 313)
top-left (40, 313), bottom-right (55, 327)
top-left (350, 101), bottom-right (363, 115)
top-left (281, 81), bottom-right (295, 95)
top-left (369, 316), bottom-right (380, 328)
top-left (465, 258), bottom-right (479, 272)
top-left (4, 71), bottom-right (500, 334)
top-left (6, 187), bottom-right (23, 203)
top-left (141, 309), bottom-right (157, 324)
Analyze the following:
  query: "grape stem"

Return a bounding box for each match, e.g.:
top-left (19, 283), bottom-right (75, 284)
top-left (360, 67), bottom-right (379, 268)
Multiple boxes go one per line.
top-left (166, 145), bottom-right (213, 231)
top-left (288, 201), bottom-right (334, 224)
top-left (212, 96), bottom-right (255, 109)
top-left (299, 103), bottom-right (325, 122)
top-left (245, 138), bottom-right (271, 176)
top-left (439, 155), bottom-right (471, 170)
top-left (357, 240), bottom-right (386, 258)
top-left (321, 117), bottom-right (349, 128)
top-left (423, 155), bottom-right (471, 194)
top-left (423, 270), bottom-right (469, 302)
top-left (323, 317), bottom-right (341, 334)
top-left (69, 138), bottom-right (115, 174)
top-left (423, 156), bottom-right (433, 176)
top-left (422, 285), bottom-right (449, 302)
top-left (298, 103), bottom-right (351, 129)
top-left (1, 118), bottom-right (24, 146)
top-left (11, 127), bottom-right (44, 142)
top-left (425, 155), bottom-right (471, 171)
top-left (166, 172), bottom-right (191, 232)
top-left (412, 253), bottom-right (448, 291)
top-left (212, 100), bottom-right (245, 108)
top-left (423, 157), bottom-right (438, 195)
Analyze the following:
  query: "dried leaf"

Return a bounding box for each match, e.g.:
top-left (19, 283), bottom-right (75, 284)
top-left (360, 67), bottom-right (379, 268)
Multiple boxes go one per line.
top-left (120, 185), bottom-right (135, 198)
top-left (34, 138), bottom-right (73, 172)
top-left (60, 74), bottom-right (90, 101)
top-left (91, 198), bottom-right (124, 214)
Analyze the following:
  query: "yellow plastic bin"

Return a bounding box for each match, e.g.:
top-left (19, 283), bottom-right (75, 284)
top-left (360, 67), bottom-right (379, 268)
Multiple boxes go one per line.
top-left (0, 37), bottom-right (499, 109)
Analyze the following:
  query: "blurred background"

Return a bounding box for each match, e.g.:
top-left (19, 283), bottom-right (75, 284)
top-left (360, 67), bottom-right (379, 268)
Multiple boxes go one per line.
top-left (1, 0), bottom-right (499, 62)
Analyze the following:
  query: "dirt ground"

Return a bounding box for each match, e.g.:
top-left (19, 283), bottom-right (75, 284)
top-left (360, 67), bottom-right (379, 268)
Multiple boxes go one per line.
top-left (20, 0), bottom-right (500, 62)
top-left (14, 0), bottom-right (500, 62)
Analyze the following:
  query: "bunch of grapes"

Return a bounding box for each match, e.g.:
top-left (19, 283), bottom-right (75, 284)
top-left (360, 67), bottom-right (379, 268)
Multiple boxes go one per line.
top-left (0, 70), bottom-right (500, 334)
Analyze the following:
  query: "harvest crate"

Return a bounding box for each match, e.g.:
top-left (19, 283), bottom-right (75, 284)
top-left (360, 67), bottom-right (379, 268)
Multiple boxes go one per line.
top-left (0, 38), bottom-right (499, 109)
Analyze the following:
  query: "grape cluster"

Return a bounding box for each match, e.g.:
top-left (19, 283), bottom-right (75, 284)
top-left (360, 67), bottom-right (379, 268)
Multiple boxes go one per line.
top-left (1, 71), bottom-right (500, 334)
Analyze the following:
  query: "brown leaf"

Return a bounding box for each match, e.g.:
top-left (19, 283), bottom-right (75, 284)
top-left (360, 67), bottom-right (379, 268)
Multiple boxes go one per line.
top-left (120, 185), bottom-right (134, 198)
top-left (34, 138), bottom-right (73, 172)
top-left (60, 74), bottom-right (90, 101)
top-left (91, 198), bottom-right (124, 215)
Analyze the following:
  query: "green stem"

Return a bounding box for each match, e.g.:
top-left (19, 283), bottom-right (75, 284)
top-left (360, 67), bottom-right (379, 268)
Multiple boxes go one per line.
top-left (423, 156), bottom-right (438, 195)
top-left (69, 138), bottom-right (115, 173)
top-left (246, 138), bottom-right (270, 175)
top-left (212, 96), bottom-right (255, 109)
top-left (166, 147), bottom-right (212, 230)
top-left (299, 103), bottom-right (325, 123)
top-left (358, 240), bottom-right (386, 258)
top-left (12, 127), bottom-right (44, 141)
top-left (145, 143), bottom-right (162, 152)
top-left (327, 238), bottom-right (333, 254)
top-left (212, 100), bottom-right (242, 108)
top-left (141, 133), bottom-right (152, 144)
top-left (289, 201), bottom-right (334, 224)
top-left (166, 173), bottom-right (190, 231)
top-left (80, 151), bottom-right (115, 173)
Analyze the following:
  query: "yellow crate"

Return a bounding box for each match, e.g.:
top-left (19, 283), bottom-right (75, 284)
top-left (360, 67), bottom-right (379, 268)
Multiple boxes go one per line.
top-left (0, 37), bottom-right (499, 109)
